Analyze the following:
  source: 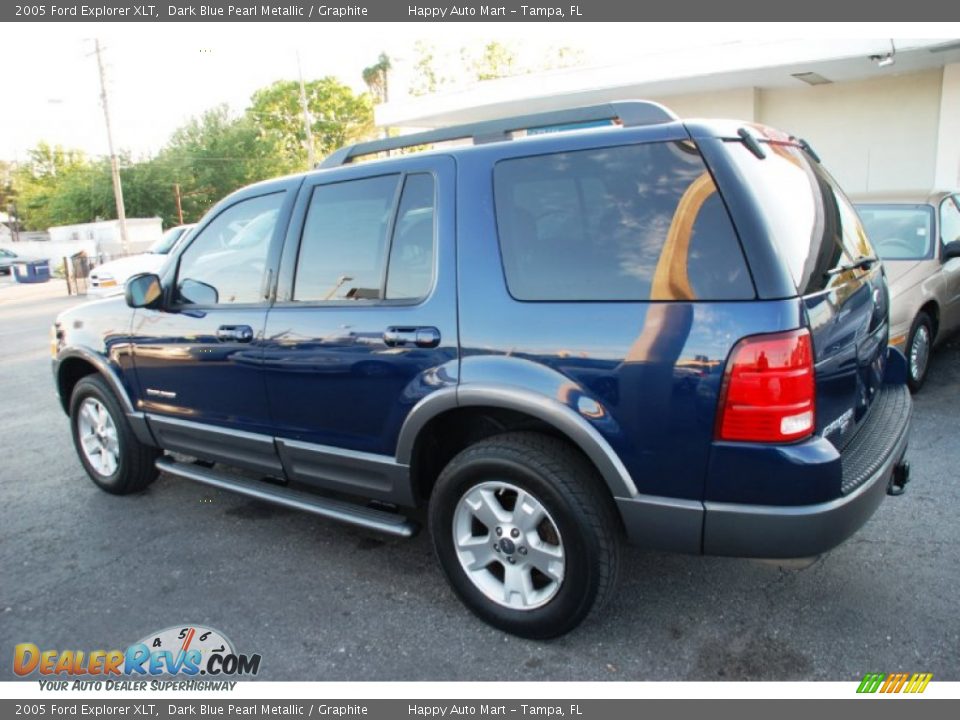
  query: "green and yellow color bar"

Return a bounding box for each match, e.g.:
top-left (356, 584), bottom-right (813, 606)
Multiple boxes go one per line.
top-left (857, 672), bottom-right (933, 694)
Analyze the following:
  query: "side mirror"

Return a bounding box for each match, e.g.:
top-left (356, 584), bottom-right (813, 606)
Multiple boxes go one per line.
top-left (125, 273), bottom-right (162, 308)
top-left (178, 278), bottom-right (219, 306)
top-left (943, 240), bottom-right (960, 262)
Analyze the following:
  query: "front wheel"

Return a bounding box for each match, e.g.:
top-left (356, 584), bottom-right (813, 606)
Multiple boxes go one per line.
top-left (429, 432), bottom-right (620, 639)
top-left (70, 375), bottom-right (160, 494)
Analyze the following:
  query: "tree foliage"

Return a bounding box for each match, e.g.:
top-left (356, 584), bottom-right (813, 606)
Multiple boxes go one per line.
top-left (155, 105), bottom-right (295, 223)
top-left (248, 77), bottom-right (374, 167)
top-left (8, 78), bottom-right (373, 231)
top-left (362, 53), bottom-right (392, 104)
top-left (408, 40), bottom-right (584, 96)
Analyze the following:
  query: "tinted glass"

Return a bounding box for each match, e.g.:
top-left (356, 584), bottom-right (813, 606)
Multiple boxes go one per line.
top-left (494, 142), bottom-right (753, 301)
top-left (176, 193), bottom-right (283, 305)
top-left (724, 141), bottom-right (875, 294)
top-left (386, 173), bottom-right (435, 300)
top-left (150, 226), bottom-right (189, 255)
top-left (942, 197), bottom-right (960, 247)
top-left (855, 205), bottom-right (935, 260)
top-left (294, 175), bottom-right (400, 302)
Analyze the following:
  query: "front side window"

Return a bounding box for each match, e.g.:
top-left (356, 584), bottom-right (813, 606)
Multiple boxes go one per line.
top-left (493, 141), bottom-right (753, 301)
top-left (176, 193), bottom-right (283, 305)
top-left (293, 173), bottom-right (436, 303)
top-left (941, 196), bottom-right (960, 249)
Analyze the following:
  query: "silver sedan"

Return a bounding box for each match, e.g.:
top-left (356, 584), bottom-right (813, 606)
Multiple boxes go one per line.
top-left (855, 191), bottom-right (960, 390)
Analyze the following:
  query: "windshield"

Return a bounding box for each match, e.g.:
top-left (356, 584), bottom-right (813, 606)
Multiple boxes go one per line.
top-left (149, 226), bottom-right (190, 255)
top-left (855, 204), bottom-right (935, 260)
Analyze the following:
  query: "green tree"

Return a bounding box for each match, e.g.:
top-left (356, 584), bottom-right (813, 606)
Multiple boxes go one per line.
top-left (407, 41), bottom-right (585, 98)
top-left (362, 52), bottom-right (392, 104)
top-left (466, 41), bottom-right (517, 81)
top-left (1, 161), bottom-right (16, 221)
top-left (12, 143), bottom-right (107, 230)
top-left (156, 105), bottom-right (292, 222)
top-left (247, 78), bottom-right (374, 168)
top-left (409, 41), bottom-right (451, 97)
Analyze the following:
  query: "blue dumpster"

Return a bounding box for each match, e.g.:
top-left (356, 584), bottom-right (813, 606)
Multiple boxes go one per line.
top-left (13, 260), bottom-right (51, 284)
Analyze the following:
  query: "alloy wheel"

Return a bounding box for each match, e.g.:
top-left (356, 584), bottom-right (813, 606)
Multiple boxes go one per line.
top-left (452, 481), bottom-right (565, 610)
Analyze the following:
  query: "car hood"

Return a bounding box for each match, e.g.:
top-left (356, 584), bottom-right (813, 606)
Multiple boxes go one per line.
top-left (884, 259), bottom-right (937, 297)
top-left (90, 253), bottom-right (166, 280)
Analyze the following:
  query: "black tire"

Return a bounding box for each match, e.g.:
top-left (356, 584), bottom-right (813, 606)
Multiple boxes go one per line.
top-left (428, 432), bottom-right (621, 639)
top-left (906, 312), bottom-right (934, 392)
top-left (69, 375), bottom-right (160, 495)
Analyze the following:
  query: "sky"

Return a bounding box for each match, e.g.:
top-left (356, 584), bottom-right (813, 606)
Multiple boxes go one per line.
top-left (0, 22), bottom-right (952, 162)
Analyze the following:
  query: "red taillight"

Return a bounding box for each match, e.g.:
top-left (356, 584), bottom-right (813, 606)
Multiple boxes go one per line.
top-left (715, 329), bottom-right (815, 443)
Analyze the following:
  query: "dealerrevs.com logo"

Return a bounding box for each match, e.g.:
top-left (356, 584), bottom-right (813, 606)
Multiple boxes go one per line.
top-left (14, 625), bottom-right (261, 682)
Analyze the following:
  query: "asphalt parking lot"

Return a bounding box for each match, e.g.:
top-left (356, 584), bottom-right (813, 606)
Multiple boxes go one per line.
top-left (1, 275), bottom-right (958, 682)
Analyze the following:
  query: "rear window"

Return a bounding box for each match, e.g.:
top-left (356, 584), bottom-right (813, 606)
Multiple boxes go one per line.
top-left (855, 204), bottom-right (935, 260)
top-left (724, 141), bottom-right (875, 294)
top-left (493, 141), bottom-right (754, 302)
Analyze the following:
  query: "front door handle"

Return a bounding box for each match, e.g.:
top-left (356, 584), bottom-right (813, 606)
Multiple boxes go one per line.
top-left (216, 325), bottom-right (254, 343)
top-left (383, 326), bottom-right (441, 348)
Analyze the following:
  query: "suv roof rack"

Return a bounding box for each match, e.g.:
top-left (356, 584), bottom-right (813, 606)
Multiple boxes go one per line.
top-left (318, 100), bottom-right (678, 169)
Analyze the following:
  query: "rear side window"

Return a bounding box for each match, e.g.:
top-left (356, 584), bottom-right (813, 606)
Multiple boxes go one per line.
top-left (493, 141), bottom-right (753, 301)
top-left (294, 175), bottom-right (399, 302)
top-left (293, 173), bottom-right (436, 303)
top-left (724, 141), bottom-right (875, 295)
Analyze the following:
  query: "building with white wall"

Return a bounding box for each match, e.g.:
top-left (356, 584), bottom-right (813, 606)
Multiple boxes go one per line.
top-left (376, 39), bottom-right (960, 195)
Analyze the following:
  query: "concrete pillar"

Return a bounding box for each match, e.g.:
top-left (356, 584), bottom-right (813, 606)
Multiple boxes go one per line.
top-left (935, 63), bottom-right (960, 190)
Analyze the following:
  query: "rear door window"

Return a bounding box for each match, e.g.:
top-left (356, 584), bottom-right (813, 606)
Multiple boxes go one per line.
top-left (493, 141), bottom-right (754, 302)
top-left (292, 172), bottom-right (436, 303)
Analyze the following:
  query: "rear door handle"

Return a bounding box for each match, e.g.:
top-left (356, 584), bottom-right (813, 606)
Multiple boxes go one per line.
top-left (383, 326), bottom-right (441, 348)
top-left (216, 325), bottom-right (254, 343)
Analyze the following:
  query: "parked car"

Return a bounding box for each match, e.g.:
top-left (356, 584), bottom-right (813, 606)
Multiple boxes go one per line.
top-left (0, 247), bottom-right (18, 275)
top-left (854, 192), bottom-right (960, 390)
top-left (52, 102), bottom-right (913, 638)
top-left (0, 247), bottom-right (26, 275)
top-left (0, 246), bottom-right (47, 278)
top-left (87, 224), bottom-right (194, 297)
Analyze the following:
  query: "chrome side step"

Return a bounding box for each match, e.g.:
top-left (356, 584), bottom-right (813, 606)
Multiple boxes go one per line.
top-left (155, 457), bottom-right (418, 538)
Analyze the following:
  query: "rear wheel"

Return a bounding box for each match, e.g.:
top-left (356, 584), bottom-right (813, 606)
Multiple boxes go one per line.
top-left (429, 432), bottom-right (620, 639)
top-left (906, 312), bottom-right (933, 392)
top-left (70, 375), bottom-right (160, 494)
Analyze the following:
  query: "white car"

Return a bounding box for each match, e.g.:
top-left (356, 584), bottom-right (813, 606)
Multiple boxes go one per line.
top-left (87, 225), bottom-right (194, 297)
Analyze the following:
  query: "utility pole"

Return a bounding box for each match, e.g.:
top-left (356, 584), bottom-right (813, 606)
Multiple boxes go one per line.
top-left (297, 52), bottom-right (316, 170)
top-left (94, 39), bottom-right (130, 256)
top-left (174, 184), bottom-right (184, 225)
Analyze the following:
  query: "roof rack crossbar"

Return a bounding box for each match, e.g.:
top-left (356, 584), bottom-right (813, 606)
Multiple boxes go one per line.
top-left (318, 100), bottom-right (678, 169)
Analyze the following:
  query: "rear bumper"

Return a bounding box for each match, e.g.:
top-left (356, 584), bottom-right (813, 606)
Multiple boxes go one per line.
top-left (615, 382), bottom-right (912, 559)
top-left (702, 384), bottom-right (911, 558)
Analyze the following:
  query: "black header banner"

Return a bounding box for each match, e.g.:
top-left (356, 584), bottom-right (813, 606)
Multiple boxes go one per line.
top-left (4, 0), bottom-right (958, 22)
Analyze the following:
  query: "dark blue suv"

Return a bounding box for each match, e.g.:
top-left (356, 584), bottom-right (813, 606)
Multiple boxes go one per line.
top-left (52, 102), bottom-right (912, 638)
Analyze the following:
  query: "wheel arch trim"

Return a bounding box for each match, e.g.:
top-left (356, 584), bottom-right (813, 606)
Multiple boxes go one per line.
top-left (56, 346), bottom-right (156, 446)
top-left (395, 383), bottom-right (638, 499)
